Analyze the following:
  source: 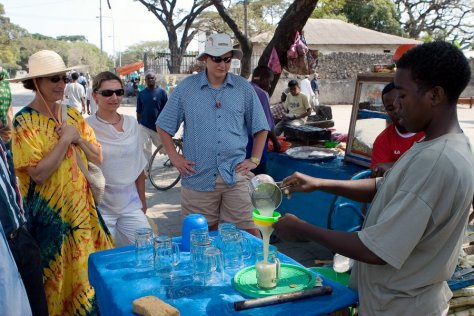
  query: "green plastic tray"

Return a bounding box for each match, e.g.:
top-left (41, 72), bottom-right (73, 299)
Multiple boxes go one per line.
top-left (233, 263), bottom-right (316, 298)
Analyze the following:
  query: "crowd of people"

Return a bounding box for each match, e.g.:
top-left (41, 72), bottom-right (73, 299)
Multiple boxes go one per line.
top-left (0, 34), bottom-right (472, 316)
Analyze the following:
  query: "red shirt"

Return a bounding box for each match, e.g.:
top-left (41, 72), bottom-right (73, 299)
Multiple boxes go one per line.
top-left (370, 124), bottom-right (425, 168)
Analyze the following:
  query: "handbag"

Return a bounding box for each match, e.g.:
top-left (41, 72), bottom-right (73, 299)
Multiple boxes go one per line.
top-left (62, 104), bottom-right (106, 204)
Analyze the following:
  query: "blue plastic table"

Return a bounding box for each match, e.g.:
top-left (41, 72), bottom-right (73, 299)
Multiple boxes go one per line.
top-left (89, 234), bottom-right (358, 316)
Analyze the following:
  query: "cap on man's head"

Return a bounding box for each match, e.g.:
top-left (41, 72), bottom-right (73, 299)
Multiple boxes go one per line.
top-left (196, 33), bottom-right (243, 61)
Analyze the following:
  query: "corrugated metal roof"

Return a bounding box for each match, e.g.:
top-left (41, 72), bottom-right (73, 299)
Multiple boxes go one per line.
top-left (252, 19), bottom-right (421, 45)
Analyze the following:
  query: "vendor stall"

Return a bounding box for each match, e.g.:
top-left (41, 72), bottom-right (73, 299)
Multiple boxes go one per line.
top-left (267, 72), bottom-right (392, 231)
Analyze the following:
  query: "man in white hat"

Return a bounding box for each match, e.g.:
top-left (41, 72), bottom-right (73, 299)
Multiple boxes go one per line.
top-left (157, 33), bottom-right (269, 237)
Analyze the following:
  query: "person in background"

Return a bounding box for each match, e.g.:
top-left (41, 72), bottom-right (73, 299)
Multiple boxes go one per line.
top-left (157, 33), bottom-right (269, 237)
top-left (0, 67), bottom-right (13, 146)
top-left (64, 72), bottom-right (86, 114)
top-left (11, 50), bottom-right (113, 315)
top-left (371, 82), bottom-right (424, 177)
top-left (311, 73), bottom-right (320, 107)
top-left (270, 92), bottom-right (287, 125)
top-left (0, 137), bottom-right (48, 316)
top-left (300, 74), bottom-right (315, 109)
top-left (273, 41), bottom-right (473, 315)
top-left (87, 71), bottom-right (151, 246)
top-left (246, 66), bottom-right (281, 174)
top-left (85, 84), bottom-right (98, 115)
top-left (274, 80), bottom-right (311, 136)
top-left (137, 70), bottom-right (168, 173)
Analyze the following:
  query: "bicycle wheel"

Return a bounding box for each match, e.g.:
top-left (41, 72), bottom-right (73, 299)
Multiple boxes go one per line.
top-left (148, 143), bottom-right (181, 191)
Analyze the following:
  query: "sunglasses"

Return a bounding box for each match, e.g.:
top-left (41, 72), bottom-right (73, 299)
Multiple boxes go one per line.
top-left (48, 75), bottom-right (68, 84)
top-left (208, 55), bottom-right (232, 64)
top-left (96, 89), bottom-right (125, 97)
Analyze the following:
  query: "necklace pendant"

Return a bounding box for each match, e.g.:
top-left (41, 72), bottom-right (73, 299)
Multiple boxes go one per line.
top-left (216, 101), bottom-right (221, 109)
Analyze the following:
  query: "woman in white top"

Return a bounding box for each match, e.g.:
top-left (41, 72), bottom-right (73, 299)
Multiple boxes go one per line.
top-left (86, 71), bottom-right (150, 246)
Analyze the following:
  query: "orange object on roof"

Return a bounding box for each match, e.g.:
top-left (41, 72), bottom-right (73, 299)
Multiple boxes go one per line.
top-left (393, 44), bottom-right (417, 62)
top-left (116, 61), bottom-right (144, 76)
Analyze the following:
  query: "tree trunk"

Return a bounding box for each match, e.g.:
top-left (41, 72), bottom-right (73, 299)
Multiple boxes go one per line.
top-left (258, 0), bottom-right (318, 96)
top-left (212, 0), bottom-right (253, 78)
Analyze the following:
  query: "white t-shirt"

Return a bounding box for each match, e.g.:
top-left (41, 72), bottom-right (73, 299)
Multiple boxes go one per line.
top-left (64, 82), bottom-right (85, 110)
top-left (85, 87), bottom-right (98, 115)
top-left (350, 133), bottom-right (474, 315)
top-left (86, 115), bottom-right (147, 215)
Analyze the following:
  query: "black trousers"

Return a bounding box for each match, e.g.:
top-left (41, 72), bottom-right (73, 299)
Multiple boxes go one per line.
top-left (8, 226), bottom-right (49, 316)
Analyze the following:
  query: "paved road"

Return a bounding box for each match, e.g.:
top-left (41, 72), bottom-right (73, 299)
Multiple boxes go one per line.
top-left (9, 82), bottom-right (474, 266)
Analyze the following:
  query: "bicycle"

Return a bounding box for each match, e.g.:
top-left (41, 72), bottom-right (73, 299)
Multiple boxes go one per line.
top-left (148, 138), bottom-right (183, 191)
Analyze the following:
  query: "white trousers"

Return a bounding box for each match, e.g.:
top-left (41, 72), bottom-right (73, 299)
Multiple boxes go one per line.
top-left (101, 209), bottom-right (151, 247)
top-left (139, 124), bottom-right (162, 167)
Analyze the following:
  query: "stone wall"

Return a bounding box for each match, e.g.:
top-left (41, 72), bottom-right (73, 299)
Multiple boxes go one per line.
top-left (316, 52), bottom-right (394, 80)
top-left (270, 53), bottom-right (474, 105)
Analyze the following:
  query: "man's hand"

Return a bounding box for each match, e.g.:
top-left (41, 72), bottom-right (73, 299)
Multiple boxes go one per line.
top-left (281, 172), bottom-right (318, 199)
top-left (169, 154), bottom-right (196, 176)
top-left (235, 159), bottom-right (257, 175)
top-left (273, 214), bottom-right (309, 242)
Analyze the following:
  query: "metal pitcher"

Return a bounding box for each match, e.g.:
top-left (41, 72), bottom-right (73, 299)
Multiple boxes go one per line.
top-left (248, 174), bottom-right (282, 216)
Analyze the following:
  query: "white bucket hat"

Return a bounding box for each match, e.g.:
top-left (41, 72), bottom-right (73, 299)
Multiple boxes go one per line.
top-left (9, 50), bottom-right (85, 82)
top-left (196, 33), bottom-right (243, 61)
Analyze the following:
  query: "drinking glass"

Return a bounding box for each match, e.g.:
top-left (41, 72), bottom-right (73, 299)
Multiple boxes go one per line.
top-left (220, 230), bottom-right (251, 270)
top-left (255, 245), bottom-right (280, 289)
top-left (135, 228), bottom-right (154, 269)
top-left (182, 214), bottom-right (208, 251)
top-left (191, 234), bottom-right (212, 285)
top-left (204, 247), bottom-right (225, 285)
top-left (154, 235), bottom-right (180, 278)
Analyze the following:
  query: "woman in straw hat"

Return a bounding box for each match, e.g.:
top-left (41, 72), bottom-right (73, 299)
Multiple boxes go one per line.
top-left (10, 50), bottom-right (113, 315)
top-left (86, 71), bottom-right (151, 246)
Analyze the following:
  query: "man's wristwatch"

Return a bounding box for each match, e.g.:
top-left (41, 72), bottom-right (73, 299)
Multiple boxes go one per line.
top-left (250, 156), bottom-right (260, 166)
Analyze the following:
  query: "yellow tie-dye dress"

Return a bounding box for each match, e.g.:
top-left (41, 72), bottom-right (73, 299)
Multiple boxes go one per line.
top-left (12, 105), bottom-right (114, 316)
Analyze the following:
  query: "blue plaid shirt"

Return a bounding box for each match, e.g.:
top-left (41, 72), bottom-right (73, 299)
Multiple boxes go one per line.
top-left (157, 71), bottom-right (269, 191)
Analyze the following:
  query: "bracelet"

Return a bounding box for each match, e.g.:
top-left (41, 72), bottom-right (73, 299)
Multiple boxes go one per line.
top-left (250, 156), bottom-right (260, 166)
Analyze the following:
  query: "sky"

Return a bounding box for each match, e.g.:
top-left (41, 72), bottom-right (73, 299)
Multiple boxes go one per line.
top-left (2, 0), bottom-right (200, 56)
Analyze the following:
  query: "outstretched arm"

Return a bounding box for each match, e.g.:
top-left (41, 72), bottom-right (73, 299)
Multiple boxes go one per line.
top-left (273, 214), bottom-right (385, 264)
top-left (282, 171), bottom-right (377, 203)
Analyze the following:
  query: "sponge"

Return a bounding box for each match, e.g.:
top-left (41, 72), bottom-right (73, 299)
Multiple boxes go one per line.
top-left (132, 296), bottom-right (180, 316)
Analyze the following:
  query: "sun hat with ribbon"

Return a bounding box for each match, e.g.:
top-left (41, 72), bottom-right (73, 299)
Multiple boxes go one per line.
top-left (196, 33), bottom-right (243, 61)
top-left (9, 50), bottom-right (85, 82)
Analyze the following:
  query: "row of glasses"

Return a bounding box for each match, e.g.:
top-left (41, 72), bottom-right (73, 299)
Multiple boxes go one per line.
top-left (134, 228), bottom-right (180, 279)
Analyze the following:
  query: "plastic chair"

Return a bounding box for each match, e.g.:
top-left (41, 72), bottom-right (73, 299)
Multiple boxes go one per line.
top-left (327, 169), bottom-right (372, 232)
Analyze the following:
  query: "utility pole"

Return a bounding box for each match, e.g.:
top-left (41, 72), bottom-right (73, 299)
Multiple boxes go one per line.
top-left (99, 0), bottom-right (103, 69)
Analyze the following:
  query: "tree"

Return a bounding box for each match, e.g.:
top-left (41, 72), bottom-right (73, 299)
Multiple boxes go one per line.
top-left (135, 0), bottom-right (213, 73)
top-left (257, 0), bottom-right (318, 96)
top-left (344, 0), bottom-right (403, 36)
top-left (17, 36), bottom-right (111, 74)
top-left (0, 4), bottom-right (28, 70)
top-left (312, 0), bottom-right (403, 36)
top-left (394, 0), bottom-right (474, 48)
top-left (120, 40), bottom-right (169, 65)
top-left (196, 0), bottom-right (290, 36)
top-left (197, 0), bottom-right (291, 78)
top-left (56, 35), bottom-right (88, 42)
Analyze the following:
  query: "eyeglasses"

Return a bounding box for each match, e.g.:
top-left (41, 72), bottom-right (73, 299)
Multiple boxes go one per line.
top-left (208, 55), bottom-right (232, 64)
top-left (96, 89), bottom-right (125, 97)
top-left (48, 75), bottom-right (68, 84)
